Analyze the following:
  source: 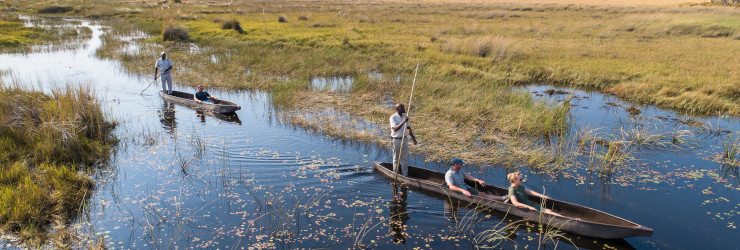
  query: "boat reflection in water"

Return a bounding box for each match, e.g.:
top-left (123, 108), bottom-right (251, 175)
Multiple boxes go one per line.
top-left (159, 101), bottom-right (177, 134)
top-left (389, 185), bottom-right (409, 244)
top-left (195, 110), bottom-right (242, 125)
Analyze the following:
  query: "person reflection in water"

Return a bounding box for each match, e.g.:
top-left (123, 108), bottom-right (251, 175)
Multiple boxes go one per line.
top-left (195, 110), bottom-right (207, 123)
top-left (159, 101), bottom-right (176, 134)
top-left (194, 85), bottom-right (218, 104)
top-left (389, 185), bottom-right (409, 244)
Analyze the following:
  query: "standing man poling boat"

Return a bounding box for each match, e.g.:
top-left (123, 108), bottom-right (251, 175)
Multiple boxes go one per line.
top-left (389, 103), bottom-right (417, 176)
top-left (154, 51), bottom-right (174, 95)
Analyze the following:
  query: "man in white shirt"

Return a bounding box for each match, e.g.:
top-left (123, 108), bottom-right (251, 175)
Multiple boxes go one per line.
top-left (445, 158), bottom-right (506, 201)
top-left (154, 52), bottom-right (174, 94)
top-left (389, 103), bottom-right (417, 176)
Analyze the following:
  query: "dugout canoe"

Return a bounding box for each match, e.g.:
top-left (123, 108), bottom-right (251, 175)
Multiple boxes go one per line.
top-left (372, 162), bottom-right (653, 239)
top-left (159, 90), bottom-right (241, 114)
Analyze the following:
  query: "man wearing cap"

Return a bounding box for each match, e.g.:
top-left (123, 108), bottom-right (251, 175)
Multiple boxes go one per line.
top-left (389, 103), bottom-right (417, 176)
top-left (445, 158), bottom-right (506, 201)
top-left (154, 52), bottom-right (174, 94)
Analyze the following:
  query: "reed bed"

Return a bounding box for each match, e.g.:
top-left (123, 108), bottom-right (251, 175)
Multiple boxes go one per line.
top-left (0, 82), bottom-right (116, 245)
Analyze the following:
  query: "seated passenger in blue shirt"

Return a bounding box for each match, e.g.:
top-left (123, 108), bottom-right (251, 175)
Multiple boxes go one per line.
top-left (194, 85), bottom-right (217, 104)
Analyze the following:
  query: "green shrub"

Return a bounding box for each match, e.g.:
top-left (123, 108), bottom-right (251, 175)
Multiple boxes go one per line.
top-left (221, 19), bottom-right (245, 34)
top-left (163, 25), bottom-right (190, 41)
top-left (37, 6), bottom-right (73, 14)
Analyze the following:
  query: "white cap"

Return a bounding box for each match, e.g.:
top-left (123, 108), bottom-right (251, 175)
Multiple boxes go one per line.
top-left (161, 51), bottom-right (166, 55)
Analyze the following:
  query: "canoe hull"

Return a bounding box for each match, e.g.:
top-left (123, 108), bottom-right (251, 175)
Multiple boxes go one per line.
top-left (159, 90), bottom-right (241, 114)
top-left (372, 162), bottom-right (652, 239)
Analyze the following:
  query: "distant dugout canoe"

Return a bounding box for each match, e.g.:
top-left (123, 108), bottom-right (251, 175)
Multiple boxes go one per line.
top-left (372, 162), bottom-right (653, 239)
top-left (159, 90), bottom-right (241, 114)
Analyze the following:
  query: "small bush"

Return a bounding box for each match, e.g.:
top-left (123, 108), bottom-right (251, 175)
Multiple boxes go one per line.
top-left (173, 0), bottom-right (182, 3)
top-left (278, 16), bottom-right (287, 23)
top-left (665, 24), bottom-right (702, 36)
top-left (37, 6), bottom-right (73, 14)
top-left (309, 23), bottom-right (335, 28)
top-left (701, 25), bottom-right (733, 38)
top-left (163, 25), bottom-right (189, 41)
top-left (298, 15), bottom-right (308, 21)
top-left (222, 19), bottom-right (245, 34)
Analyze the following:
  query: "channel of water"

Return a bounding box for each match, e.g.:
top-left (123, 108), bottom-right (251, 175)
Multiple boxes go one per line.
top-left (0, 17), bottom-right (737, 249)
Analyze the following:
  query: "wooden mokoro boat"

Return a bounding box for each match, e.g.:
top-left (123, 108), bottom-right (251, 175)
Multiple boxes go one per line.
top-left (159, 90), bottom-right (241, 114)
top-left (372, 162), bottom-right (653, 239)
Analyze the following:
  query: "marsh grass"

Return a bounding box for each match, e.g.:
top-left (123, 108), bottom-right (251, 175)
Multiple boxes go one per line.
top-left (719, 134), bottom-right (740, 166)
top-left (0, 15), bottom-right (95, 53)
top-left (0, 14), bottom-right (50, 49)
top-left (441, 35), bottom-right (521, 61)
top-left (64, 0), bottom-right (740, 167)
top-left (0, 82), bottom-right (116, 245)
top-left (570, 120), bottom-right (699, 174)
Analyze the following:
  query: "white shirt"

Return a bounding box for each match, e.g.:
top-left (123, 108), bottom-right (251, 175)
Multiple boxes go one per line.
top-left (155, 58), bottom-right (173, 75)
top-left (445, 168), bottom-right (466, 188)
top-left (389, 113), bottom-right (410, 138)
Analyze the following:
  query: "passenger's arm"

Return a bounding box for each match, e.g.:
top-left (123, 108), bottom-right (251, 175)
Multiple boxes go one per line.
top-left (448, 183), bottom-right (471, 197)
top-left (509, 194), bottom-right (537, 211)
top-left (525, 188), bottom-right (549, 200)
top-left (464, 174), bottom-right (486, 187)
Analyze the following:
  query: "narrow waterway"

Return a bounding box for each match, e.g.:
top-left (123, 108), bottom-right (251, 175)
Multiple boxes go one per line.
top-left (0, 17), bottom-right (737, 249)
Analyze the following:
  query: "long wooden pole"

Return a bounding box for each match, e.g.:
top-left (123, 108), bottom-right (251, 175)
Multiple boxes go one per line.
top-left (394, 62), bottom-right (419, 183)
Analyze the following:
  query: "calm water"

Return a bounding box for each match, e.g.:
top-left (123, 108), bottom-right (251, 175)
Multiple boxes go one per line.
top-left (0, 17), bottom-right (738, 249)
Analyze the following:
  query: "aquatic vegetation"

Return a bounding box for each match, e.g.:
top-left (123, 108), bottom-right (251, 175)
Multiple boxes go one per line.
top-left (719, 134), bottom-right (740, 166)
top-left (0, 83), bottom-right (117, 245)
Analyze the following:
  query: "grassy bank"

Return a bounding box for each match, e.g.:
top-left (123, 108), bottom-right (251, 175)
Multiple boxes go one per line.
top-left (16, 0), bottom-right (740, 166)
top-left (0, 83), bottom-right (116, 246)
top-left (0, 13), bottom-right (94, 52)
top-left (0, 14), bottom-right (50, 48)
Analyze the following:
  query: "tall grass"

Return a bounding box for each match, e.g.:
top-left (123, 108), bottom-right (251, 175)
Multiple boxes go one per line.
top-left (0, 83), bottom-right (116, 245)
top-left (441, 35), bottom-right (521, 61)
top-left (720, 134), bottom-right (740, 166)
